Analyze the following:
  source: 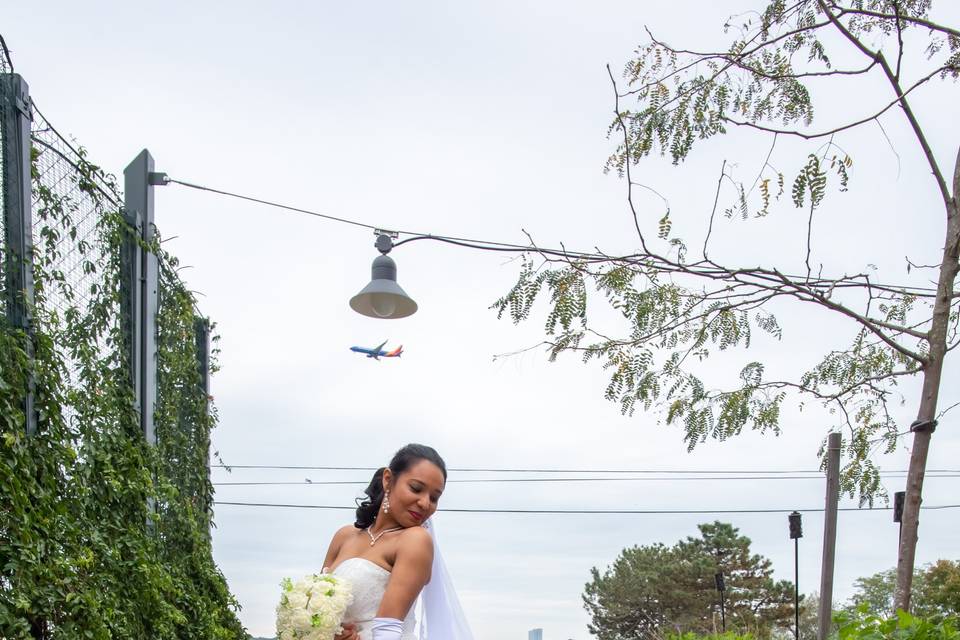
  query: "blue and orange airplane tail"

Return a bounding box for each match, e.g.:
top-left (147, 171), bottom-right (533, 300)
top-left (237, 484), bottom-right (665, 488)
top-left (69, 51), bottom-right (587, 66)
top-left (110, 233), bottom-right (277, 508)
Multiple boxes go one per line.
top-left (386, 345), bottom-right (403, 357)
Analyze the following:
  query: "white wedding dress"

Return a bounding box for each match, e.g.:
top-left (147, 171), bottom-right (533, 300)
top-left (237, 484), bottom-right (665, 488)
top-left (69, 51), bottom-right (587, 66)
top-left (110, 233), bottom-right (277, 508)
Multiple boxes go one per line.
top-left (332, 558), bottom-right (418, 640)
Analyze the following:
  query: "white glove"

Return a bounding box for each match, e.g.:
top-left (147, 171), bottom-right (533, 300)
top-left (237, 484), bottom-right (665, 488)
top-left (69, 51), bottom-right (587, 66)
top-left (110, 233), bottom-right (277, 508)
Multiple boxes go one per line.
top-left (371, 617), bottom-right (404, 640)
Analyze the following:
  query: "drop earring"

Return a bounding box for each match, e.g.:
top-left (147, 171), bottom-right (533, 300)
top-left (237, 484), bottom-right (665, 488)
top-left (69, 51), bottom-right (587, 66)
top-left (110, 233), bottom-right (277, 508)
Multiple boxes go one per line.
top-left (383, 489), bottom-right (390, 513)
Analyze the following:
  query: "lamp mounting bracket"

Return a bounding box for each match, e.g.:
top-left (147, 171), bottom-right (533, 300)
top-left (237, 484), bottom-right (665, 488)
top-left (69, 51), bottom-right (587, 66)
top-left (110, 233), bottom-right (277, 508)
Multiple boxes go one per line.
top-left (374, 229), bottom-right (399, 255)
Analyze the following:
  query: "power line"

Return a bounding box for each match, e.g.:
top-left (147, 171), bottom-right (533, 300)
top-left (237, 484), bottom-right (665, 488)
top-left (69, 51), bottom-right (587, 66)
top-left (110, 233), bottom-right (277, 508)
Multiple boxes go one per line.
top-left (211, 473), bottom-right (960, 487)
top-left (168, 177), bottom-right (941, 295)
top-left (209, 464), bottom-right (960, 474)
top-left (167, 179), bottom-right (378, 232)
top-left (167, 179), bottom-right (547, 252)
top-left (212, 501), bottom-right (960, 515)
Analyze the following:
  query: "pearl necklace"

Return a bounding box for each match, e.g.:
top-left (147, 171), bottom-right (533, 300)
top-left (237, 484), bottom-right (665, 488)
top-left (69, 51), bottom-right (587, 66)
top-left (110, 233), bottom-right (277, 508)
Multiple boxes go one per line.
top-left (365, 526), bottom-right (402, 546)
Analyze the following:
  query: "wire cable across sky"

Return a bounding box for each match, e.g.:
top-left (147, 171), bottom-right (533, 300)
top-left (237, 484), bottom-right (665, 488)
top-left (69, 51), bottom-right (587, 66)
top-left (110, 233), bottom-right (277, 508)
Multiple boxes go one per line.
top-left (209, 464), bottom-right (960, 474)
top-left (167, 177), bottom-right (943, 295)
top-left (211, 473), bottom-right (960, 487)
top-left (213, 501), bottom-right (960, 515)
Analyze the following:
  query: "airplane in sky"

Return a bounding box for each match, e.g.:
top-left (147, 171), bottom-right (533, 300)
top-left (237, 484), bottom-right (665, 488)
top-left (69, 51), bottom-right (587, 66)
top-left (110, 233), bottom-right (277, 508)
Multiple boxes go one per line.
top-left (350, 341), bottom-right (403, 360)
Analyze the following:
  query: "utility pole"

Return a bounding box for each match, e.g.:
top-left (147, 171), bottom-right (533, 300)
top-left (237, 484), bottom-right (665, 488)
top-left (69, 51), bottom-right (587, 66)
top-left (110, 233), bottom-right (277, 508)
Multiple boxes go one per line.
top-left (818, 432), bottom-right (841, 640)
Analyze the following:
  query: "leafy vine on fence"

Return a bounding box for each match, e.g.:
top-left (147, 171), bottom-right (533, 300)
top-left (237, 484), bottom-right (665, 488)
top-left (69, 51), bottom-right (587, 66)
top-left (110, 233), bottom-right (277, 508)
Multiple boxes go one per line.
top-left (0, 136), bottom-right (245, 637)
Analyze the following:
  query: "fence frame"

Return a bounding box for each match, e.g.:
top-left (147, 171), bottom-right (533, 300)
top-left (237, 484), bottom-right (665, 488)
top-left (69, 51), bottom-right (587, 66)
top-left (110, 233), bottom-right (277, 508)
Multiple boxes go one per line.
top-left (1, 72), bottom-right (37, 436)
top-left (1, 72), bottom-right (216, 530)
top-left (195, 315), bottom-right (212, 537)
top-left (122, 149), bottom-right (160, 446)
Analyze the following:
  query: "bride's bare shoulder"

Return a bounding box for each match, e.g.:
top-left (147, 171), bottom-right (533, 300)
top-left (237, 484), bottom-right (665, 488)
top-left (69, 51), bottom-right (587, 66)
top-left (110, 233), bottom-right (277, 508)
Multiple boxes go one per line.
top-left (334, 523), bottom-right (358, 539)
top-left (398, 525), bottom-right (433, 552)
top-left (328, 524), bottom-right (358, 547)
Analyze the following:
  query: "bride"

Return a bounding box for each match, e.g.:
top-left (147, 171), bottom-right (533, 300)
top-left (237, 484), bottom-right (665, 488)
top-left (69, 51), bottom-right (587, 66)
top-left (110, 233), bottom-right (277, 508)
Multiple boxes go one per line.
top-left (322, 444), bottom-right (473, 640)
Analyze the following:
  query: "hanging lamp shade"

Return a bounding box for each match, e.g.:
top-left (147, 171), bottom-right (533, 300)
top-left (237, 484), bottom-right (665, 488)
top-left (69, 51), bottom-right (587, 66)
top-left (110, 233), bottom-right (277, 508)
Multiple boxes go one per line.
top-left (349, 254), bottom-right (418, 319)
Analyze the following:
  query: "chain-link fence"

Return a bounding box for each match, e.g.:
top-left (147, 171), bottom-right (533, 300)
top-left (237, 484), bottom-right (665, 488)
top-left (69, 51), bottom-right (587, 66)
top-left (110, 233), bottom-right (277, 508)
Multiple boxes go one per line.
top-left (0, 38), bottom-right (242, 639)
top-left (1, 40), bottom-right (215, 521)
top-left (1, 41), bottom-right (14, 320)
top-left (31, 101), bottom-right (126, 430)
top-left (157, 260), bottom-right (214, 523)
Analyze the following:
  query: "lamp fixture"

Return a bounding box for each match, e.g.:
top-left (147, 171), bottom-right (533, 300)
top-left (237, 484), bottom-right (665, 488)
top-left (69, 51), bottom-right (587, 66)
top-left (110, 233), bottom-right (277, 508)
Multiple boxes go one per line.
top-left (349, 231), bottom-right (418, 319)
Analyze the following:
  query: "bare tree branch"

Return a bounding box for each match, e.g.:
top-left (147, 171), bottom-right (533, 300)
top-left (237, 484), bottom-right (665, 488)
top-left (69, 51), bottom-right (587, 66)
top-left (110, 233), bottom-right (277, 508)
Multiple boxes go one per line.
top-left (819, 0), bottom-right (953, 208)
top-left (723, 65), bottom-right (949, 141)
top-left (831, 5), bottom-right (960, 39)
top-left (703, 161), bottom-right (727, 260)
top-left (608, 64), bottom-right (651, 254)
top-left (893, 0), bottom-right (905, 82)
top-left (764, 270), bottom-right (927, 363)
top-left (864, 316), bottom-right (928, 340)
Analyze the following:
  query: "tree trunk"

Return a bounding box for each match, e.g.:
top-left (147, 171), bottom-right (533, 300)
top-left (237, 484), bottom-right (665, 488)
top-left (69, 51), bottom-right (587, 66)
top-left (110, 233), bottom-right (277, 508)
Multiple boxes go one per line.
top-left (895, 149), bottom-right (960, 613)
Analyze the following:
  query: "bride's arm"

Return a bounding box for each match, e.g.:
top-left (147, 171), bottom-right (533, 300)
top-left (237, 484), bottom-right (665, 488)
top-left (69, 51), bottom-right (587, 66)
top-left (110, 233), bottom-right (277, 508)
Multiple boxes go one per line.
top-left (377, 526), bottom-right (434, 619)
top-left (322, 524), bottom-right (355, 571)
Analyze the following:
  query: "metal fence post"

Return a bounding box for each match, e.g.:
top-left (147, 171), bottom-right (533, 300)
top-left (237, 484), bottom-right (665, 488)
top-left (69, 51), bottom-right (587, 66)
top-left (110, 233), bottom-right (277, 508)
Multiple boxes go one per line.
top-left (122, 149), bottom-right (159, 445)
top-left (1, 73), bottom-right (37, 436)
top-left (123, 150), bottom-right (160, 532)
top-left (119, 186), bottom-right (143, 414)
top-left (195, 316), bottom-right (212, 539)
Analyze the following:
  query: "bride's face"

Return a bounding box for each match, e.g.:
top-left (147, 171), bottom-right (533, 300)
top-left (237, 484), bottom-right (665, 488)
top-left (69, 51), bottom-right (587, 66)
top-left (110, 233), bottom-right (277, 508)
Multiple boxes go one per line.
top-left (384, 459), bottom-right (446, 527)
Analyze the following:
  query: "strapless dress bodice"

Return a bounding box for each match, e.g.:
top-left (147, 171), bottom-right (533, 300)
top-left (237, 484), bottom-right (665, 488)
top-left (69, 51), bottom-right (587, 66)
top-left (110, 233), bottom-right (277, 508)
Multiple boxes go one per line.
top-left (331, 557), bottom-right (417, 640)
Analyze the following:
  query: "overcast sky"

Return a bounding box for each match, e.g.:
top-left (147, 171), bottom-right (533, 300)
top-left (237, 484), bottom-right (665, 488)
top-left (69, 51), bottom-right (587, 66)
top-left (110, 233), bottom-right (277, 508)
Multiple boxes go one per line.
top-left (6, 2), bottom-right (959, 639)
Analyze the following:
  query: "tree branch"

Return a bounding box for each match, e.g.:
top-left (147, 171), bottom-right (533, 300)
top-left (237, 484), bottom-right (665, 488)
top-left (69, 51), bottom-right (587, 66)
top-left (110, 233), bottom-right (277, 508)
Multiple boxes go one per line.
top-left (893, 0), bottom-right (905, 82)
top-left (609, 64), bottom-right (651, 254)
top-left (818, 0), bottom-right (953, 208)
top-left (832, 5), bottom-right (960, 40)
top-left (865, 316), bottom-right (928, 340)
top-left (723, 65), bottom-right (948, 141)
top-left (954, 143), bottom-right (960, 207)
top-left (767, 270), bottom-right (928, 363)
top-left (703, 161), bottom-right (727, 260)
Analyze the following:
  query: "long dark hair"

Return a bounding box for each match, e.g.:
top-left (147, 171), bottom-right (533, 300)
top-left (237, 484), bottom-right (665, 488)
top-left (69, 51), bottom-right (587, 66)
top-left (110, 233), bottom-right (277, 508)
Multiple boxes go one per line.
top-left (354, 443), bottom-right (447, 529)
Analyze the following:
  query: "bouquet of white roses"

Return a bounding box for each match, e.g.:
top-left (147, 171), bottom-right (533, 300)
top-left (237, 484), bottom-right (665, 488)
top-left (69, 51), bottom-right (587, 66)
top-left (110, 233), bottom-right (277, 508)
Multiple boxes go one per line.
top-left (276, 573), bottom-right (354, 640)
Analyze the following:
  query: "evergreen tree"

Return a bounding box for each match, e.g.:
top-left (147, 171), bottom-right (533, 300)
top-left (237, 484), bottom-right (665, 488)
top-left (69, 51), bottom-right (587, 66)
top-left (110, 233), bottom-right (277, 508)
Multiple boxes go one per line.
top-left (584, 522), bottom-right (794, 640)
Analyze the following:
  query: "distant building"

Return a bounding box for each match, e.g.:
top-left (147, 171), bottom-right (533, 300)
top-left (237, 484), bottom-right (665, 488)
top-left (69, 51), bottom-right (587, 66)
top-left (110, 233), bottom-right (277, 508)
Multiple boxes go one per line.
top-left (529, 629), bottom-right (543, 640)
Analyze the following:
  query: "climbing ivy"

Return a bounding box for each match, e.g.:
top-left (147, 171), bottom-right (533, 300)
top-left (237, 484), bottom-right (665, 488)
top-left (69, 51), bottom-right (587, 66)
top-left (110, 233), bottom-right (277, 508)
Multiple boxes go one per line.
top-left (0, 142), bottom-right (246, 637)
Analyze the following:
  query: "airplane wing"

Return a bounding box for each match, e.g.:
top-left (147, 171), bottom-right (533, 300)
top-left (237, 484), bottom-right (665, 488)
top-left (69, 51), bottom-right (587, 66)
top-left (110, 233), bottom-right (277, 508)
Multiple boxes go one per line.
top-left (370, 339), bottom-right (388, 360)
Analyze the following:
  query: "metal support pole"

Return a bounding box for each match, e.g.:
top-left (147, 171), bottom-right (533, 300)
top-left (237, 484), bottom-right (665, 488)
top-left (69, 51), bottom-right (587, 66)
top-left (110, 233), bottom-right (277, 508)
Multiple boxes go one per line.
top-left (893, 490), bottom-right (905, 554)
top-left (1, 73), bottom-right (37, 436)
top-left (789, 510), bottom-right (803, 640)
top-left (123, 150), bottom-right (160, 533)
top-left (795, 537), bottom-right (800, 639)
top-left (818, 433), bottom-right (841, 640)
top-left (195, 316), bottom-right (211, 539)
top-left (122, 149), bottom-right (159, 446)
top-left (715, 572), bottom-right (726, 632)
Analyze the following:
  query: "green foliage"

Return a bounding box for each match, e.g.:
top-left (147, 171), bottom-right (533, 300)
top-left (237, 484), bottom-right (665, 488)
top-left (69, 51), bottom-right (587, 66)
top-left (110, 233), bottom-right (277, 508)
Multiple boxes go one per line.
top-left (583, 522), bottom-right (795, 640)
top-left (667, 634), bottom-right (755, 640)
top-left (846, 562), bottom-right (960, 623)
top-left (0, 145), bottom-right (245, 638)
top-left (493, 255), bottom-right (788, 449)
top-left (924, 561), bottom-right (960, 621)
top-left (494, 0), bottom-right (959, 503)
top-left (835, 606), bottom-right (959, 640)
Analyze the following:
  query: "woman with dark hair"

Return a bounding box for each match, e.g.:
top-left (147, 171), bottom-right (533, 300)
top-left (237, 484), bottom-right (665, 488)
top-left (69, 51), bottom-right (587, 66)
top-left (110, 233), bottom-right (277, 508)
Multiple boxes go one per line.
top-left (322, 444), bottom-right (472, 640)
